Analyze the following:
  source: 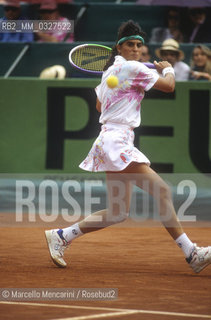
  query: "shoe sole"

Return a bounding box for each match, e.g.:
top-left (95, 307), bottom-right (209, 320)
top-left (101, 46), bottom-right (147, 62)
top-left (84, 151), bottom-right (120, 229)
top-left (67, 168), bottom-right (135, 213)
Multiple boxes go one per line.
top-left (45, 230), bottom-right (67, 268)
top-left (193, 262), bottom-right (211, 273)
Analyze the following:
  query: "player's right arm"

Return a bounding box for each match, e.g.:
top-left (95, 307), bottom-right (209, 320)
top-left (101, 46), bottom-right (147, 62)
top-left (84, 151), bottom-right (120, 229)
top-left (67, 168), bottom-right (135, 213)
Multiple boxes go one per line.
top-left (153, 61), bottom-right (175, 93)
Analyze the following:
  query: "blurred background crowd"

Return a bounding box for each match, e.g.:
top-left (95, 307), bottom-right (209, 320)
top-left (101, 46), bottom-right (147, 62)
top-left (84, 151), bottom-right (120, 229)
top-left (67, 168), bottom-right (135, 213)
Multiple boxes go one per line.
top-left (0, 0), bottom-right (211, 80)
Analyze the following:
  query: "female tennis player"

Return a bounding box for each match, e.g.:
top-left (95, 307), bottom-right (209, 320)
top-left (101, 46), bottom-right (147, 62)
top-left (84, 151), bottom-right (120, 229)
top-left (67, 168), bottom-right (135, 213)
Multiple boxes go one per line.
top-left (45, 20), bottom-right (211, 273)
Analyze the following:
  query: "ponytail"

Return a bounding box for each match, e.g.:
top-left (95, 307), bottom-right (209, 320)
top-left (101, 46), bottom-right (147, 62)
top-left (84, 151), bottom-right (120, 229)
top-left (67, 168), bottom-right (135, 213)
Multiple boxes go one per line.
top-left (103, 46), bottom-right (118, 71)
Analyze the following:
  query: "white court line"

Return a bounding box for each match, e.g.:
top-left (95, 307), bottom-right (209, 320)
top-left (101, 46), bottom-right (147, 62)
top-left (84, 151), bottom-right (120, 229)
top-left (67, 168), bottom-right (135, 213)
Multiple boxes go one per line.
top-left (0, 301), bottom-right (128, 312)
top-left (54, 310), bottom-right (138, 320)
top-left (0, 301), bottom-right (211, 319)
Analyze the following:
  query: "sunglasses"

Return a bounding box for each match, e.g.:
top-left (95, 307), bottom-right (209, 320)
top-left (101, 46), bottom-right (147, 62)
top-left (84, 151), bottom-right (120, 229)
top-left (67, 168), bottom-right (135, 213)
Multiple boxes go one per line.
top-left (4, 6), bottom-right (19, 12)
top-left (161, 50), bottom-right (179, 57)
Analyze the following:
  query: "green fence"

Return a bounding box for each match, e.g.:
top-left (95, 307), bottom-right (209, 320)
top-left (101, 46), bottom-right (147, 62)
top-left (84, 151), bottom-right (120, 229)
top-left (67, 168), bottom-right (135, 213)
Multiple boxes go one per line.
top-left (0, 78), bottom-right (210, 174)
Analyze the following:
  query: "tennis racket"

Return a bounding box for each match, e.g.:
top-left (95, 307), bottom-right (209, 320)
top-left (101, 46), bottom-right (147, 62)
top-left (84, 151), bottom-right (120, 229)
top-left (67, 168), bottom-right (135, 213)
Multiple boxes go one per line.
top-left (69, 44), bottom-right (155, 75)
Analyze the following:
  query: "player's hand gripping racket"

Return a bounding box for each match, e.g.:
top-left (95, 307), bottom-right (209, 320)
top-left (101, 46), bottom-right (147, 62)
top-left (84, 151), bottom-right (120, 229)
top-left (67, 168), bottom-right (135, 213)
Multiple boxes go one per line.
top-left (69, 44), bottom-right (155, 75)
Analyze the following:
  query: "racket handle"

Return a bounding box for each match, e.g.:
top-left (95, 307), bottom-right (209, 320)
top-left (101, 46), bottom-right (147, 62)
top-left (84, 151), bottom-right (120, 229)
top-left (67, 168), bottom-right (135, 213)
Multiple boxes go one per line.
top-left (144, 62), bottom-right (156, 69)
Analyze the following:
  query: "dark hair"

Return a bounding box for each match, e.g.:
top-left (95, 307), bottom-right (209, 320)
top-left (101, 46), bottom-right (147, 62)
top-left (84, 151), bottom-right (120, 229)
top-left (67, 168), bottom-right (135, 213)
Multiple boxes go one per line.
top-left (4, 6), bottom-right (20, 11)
top-left (166, 7), bottom-right (181, 23)
top-left (189, 7), bottom-right (206, 16)
top-left (103, 20), bottom-right (146, 71)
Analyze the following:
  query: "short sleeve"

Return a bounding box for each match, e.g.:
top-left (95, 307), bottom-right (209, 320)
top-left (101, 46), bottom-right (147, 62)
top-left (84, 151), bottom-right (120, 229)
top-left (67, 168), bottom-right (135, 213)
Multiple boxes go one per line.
top-left (144, 70), bottom-right (159, 91)
top-left (95, 84), bottom-right (102, 103)
top-left (129, 61), bottom-right (159, 92)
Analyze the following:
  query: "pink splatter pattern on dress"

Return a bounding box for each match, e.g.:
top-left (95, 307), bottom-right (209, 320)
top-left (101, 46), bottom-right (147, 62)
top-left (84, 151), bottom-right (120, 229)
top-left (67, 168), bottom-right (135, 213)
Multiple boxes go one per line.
top-left (105, 69), bottom-right (152, 111)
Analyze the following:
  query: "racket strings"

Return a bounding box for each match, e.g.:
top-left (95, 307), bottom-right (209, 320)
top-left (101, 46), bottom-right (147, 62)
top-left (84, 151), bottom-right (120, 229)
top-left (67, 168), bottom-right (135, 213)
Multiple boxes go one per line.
top-left (72, 46), bottom-right (111, 72)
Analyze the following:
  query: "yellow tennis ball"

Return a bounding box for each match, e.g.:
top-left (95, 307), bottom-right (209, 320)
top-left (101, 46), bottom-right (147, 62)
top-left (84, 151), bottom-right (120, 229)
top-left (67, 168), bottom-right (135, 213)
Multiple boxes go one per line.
top-left (106, 75), bottom-right (119, 88)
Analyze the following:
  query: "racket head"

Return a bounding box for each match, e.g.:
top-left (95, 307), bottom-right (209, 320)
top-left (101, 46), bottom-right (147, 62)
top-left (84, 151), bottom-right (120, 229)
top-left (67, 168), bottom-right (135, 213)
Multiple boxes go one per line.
top-left (69, 44), bottom-right (112, 75)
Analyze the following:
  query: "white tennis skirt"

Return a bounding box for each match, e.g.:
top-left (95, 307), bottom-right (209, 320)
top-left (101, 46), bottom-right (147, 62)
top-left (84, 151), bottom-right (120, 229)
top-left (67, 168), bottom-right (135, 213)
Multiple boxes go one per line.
top-left (79, 122), bottom-right (150, 172)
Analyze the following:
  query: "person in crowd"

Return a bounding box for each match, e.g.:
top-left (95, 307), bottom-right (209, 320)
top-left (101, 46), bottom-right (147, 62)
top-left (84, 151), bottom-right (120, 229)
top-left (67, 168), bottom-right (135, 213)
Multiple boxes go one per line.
top-left (155, 39), bottom-right (190, 81)
top-left (150, 7), bottom-right (183, 43)
top-left (35, 0), bottom-right (74, 43)
top-left (139, 44), bottom-right (151, 63)
top-left (183, 7), bottom-right (211, 43)
top-left (189, 44), bottom-right (211, 81)
top-left (0, 0), bottom-right (34, 42)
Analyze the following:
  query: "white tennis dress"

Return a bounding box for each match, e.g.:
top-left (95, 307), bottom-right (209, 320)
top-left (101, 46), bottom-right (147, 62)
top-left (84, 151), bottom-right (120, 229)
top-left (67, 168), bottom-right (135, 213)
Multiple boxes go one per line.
top-left (79, 55), bottom-right (159, 172)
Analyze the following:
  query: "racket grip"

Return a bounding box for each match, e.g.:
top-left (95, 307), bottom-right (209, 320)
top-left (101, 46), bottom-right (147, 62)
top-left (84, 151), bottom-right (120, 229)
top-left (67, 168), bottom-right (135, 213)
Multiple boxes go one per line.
top-left (144, 62), bottom-right (156, 69)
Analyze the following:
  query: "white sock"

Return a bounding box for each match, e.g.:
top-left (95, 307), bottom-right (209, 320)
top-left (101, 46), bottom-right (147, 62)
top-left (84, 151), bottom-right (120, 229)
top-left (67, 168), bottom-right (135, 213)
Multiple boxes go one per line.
top-left (61, 223), bottom-right (83, 243)
top-left (175, 233), bottom-right (194, 258)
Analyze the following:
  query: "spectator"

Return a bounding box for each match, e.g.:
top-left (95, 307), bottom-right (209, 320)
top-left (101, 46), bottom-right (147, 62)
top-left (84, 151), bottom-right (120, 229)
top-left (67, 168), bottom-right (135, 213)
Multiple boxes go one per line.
top-left (0, 0), bottom-right (34, 42)
top-left (189, 44), bottom-right (211, 81)
top-left (155, 39), bottom-right (190, 81)
top-left (36, 0), bottom-right (74, 43)
top-left (150, 7), bottom-right (183, 43)
top-left (139, 44), bottom-right (151, 63)
top-left (183, 7), bottom-right (211, 43)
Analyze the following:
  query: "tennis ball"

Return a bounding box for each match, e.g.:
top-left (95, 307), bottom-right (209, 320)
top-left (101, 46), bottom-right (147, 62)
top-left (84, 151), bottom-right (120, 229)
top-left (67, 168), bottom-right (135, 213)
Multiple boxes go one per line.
top-left (106, 75), bottom-right (119, 88)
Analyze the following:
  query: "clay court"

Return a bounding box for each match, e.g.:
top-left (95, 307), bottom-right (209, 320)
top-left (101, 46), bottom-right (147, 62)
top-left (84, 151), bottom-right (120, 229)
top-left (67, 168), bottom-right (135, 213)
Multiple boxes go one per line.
top-left (0, 214), bottom-right (211, 320)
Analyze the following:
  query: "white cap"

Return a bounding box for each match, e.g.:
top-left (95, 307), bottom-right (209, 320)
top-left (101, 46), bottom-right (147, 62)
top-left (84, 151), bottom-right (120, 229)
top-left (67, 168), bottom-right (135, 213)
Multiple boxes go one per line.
top-left (40, 65), bottom-right (66, 79)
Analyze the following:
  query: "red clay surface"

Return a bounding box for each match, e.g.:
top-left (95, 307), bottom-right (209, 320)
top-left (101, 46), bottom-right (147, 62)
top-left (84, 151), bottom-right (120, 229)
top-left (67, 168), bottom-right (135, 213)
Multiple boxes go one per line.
top-left (0, 214), bottom-right (211, 320)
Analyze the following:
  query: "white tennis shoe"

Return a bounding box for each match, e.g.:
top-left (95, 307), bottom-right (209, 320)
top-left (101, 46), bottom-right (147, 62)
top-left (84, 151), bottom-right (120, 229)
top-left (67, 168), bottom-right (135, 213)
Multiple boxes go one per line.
top-left (45, 229), bottom-right (70, 268)
top-left (186, 244), bottom-right (211, 273)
